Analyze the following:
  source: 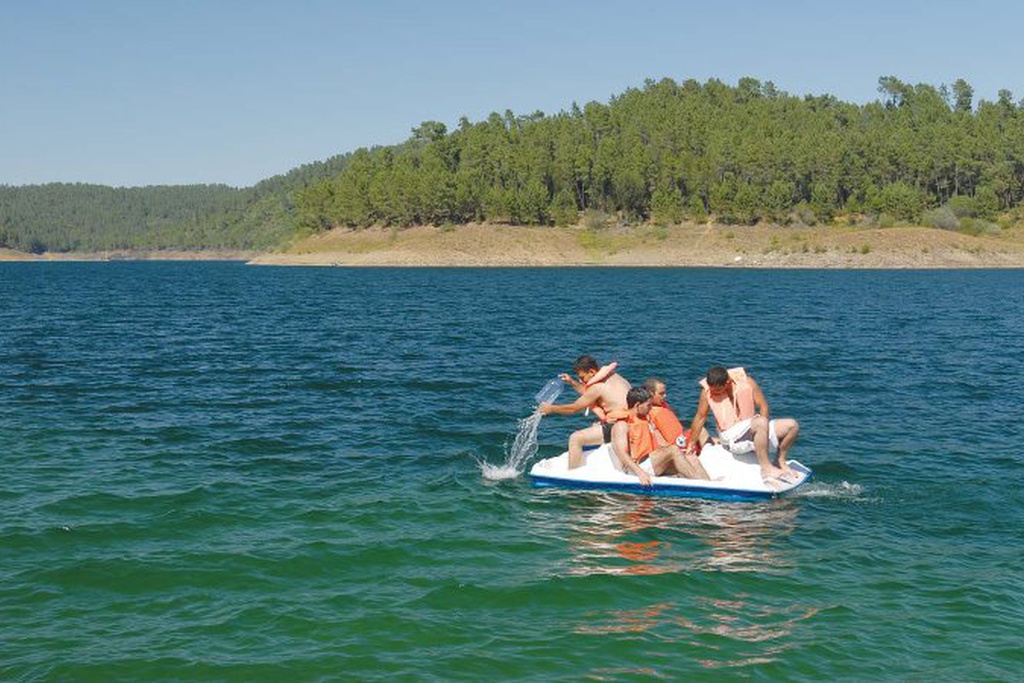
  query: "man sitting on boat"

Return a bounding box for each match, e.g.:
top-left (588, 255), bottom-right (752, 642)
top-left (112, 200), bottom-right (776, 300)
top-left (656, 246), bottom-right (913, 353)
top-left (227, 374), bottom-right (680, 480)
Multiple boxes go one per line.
top-left (610, 387), bottom-right (710, 486)
top-left (539, 355), bottom-right (631, 469)
top-left (643, 376), bottom-right (712, 480)
top-left (684, 366), bottom-right (800, 485)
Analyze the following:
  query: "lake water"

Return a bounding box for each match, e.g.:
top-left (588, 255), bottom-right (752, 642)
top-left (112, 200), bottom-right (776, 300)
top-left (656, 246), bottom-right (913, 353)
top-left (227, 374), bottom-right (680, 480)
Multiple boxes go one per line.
top-left (2, 263), bottom-right (1022, 680)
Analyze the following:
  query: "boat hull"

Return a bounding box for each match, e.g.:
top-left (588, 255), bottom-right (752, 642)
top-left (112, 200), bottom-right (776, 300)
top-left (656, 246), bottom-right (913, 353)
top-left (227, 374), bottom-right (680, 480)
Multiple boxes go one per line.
top-left (528, 444), bottom-right (811, 502)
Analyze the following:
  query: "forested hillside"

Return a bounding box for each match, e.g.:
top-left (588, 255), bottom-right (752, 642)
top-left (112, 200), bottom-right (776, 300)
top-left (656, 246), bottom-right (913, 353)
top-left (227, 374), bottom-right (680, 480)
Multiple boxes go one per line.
top-left (4, 76), bottom-right (1023, 254)
top-left (0, 154), bottom-right (350, 253)
top-left (294, 77), bottom-right (1024, 233)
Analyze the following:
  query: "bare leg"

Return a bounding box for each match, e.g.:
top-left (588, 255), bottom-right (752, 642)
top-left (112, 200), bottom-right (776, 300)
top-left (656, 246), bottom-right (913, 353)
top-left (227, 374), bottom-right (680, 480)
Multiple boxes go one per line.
top-left (568, 423), bottom-right (605, 469)
top-left (651, 446), bottom-right (710, 480)
top-left (648, 447), bottom-right (676, 478)
top-left (681, 451), bottom-right (711, 480)
top-left (773, 418), bottom-right (800, 476)
top-left (750, 416), bottom-right (784, 478)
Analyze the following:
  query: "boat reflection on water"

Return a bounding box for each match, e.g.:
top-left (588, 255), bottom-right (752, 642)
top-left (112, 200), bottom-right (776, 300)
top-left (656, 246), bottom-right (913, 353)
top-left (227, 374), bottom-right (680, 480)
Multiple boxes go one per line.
top-left (688, 500), bottom-right (800, 574)
top-left (536, 492), bottom-right (800, 577)
top-left (529, 491), bottom-right (816, 671)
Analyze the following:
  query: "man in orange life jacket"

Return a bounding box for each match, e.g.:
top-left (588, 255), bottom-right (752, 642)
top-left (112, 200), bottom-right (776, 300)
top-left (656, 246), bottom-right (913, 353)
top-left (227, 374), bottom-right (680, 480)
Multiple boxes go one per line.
top-left (685, 365), bottom-right (800, 485)
top-left (610, 387), bottom-right (708, 486)
top-left (642, 376), bottom-right (711, 480)
top-left (539, 355), bottom-right (631, 469)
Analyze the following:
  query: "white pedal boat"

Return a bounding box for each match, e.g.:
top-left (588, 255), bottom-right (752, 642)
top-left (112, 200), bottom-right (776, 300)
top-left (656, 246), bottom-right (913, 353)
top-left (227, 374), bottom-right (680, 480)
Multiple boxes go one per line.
top-left (528, 443), bottom-right (811, 501)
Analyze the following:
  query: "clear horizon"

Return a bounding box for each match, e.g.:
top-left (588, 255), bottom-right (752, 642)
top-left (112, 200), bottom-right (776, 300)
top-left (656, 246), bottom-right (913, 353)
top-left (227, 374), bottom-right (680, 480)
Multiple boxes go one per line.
top-left (3, 0), bottom-right (1022, 188)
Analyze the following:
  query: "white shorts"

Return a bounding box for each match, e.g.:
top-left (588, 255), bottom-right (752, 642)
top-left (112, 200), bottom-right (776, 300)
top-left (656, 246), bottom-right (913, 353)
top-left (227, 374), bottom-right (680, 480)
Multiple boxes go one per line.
top-left (719, 418), bottom-right (778, 455)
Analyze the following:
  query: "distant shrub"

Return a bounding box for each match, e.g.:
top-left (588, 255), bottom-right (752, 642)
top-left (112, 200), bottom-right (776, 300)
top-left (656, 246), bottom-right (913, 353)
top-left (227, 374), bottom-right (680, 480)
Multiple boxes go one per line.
top-left (996, 203), bottom-right (1024, 229)
top-left (974, 186), bottom-right (1001, 219)
top-left (685, 195), bottom-right (708, 223)
top-left (876, 213), bottom-right (896, 228)
top-left (791, 202), bottom-right (817, 226)
top-left (860, 243), bottom-right (872, 254)
top-left (551, 190), bottom-right (579, 227)
top-left (810, 181), bottom-right (838, 221)
top-left (922, 206), bottom-right (960, 231)
top-left (946, 195), bottom-right (979, 218)
top-left (650, 188), bottom-right (684, 225)
top-left (763, 180), bottom-right (796, 222)
top-left (959, 218), bottom-right (1001, 236)
top-left (874, 182), bottom-right (927, 221)
top-left (582, 209), bottom-right (611, 231)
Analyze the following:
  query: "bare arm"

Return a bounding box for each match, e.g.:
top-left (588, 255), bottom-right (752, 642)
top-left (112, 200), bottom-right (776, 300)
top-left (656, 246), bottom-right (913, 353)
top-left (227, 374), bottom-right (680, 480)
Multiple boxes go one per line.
top-left (749, 377), bottom-right (770, 419)
top-left (611, 422), bottom-right (651, 486)
top-left (686, 392), bottom-right (710, 455)
top-left (559, 372), bottom-right (585, 395)
top-left (539, 385), bottom-right (602, 416)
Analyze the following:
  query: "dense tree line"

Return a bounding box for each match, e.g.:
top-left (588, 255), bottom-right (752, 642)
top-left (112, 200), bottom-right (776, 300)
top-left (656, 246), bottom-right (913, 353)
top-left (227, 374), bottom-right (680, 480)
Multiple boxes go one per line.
top-left (294, 77), bottom-right (1024, 231)
top-left (0, 153), bottom-right (351, 253)
top-left (4, 76), bottom-right (1023, 254)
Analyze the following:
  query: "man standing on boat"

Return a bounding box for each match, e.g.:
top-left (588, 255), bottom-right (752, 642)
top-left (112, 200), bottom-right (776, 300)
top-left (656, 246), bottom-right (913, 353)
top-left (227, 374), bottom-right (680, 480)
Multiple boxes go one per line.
top-left (538, 355), bottom-right (631, 469)
top-left (684, 366), bottom-right (800, 486)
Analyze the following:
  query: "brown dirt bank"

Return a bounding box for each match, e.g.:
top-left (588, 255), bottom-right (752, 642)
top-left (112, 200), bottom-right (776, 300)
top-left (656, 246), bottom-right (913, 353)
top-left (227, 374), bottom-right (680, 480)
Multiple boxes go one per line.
top-left (248, 222), bottom-right (1024, 268)
top-left (0, 249), bottom-right (258, 262)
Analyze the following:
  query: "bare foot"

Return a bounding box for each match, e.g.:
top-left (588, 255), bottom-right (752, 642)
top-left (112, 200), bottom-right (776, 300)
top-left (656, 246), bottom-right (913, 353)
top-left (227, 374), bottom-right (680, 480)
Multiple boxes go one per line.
top-left (778, 470), bottom-right (801, 484)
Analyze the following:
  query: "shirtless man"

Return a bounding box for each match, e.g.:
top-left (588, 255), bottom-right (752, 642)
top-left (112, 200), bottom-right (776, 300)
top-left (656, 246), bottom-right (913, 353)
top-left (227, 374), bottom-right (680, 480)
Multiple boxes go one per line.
top-left (539, 355), bottom-right (631, 469)
top-left (609, 387), bottom-right (708, 485)
top-left (685, 365), bottom-right (800, 485)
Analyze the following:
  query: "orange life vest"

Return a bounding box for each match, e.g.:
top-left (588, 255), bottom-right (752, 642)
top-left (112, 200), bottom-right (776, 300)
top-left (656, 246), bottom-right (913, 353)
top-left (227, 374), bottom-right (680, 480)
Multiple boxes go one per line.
top-left (699, 367), bottom-right (755, 432)
top-left (649, 405), bottom-right (683, 443)
top-left (649, 405), bottom-right (698, 454)
top-left (627, 414), bottom-right (657, 463)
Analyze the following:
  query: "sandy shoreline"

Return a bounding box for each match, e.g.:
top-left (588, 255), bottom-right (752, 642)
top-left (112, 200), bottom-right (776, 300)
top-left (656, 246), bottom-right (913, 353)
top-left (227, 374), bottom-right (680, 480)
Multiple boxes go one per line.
top-left (5, 223), bottom-right (1024, 268)
top-left (0, 249), bottom-right (258, 262)
top-left (248, 222), bottom-right (1024, 268)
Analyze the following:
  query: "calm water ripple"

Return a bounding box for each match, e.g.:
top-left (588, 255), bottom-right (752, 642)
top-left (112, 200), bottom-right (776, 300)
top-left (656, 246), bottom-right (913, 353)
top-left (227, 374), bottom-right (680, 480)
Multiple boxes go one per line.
top-left (2, 263), bottom-right (1023, 680)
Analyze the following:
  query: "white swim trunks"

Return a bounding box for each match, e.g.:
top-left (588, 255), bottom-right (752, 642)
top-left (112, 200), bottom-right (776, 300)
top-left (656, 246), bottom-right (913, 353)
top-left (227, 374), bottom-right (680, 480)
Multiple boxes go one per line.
top-left (719, 417), bottom-right (778, 455)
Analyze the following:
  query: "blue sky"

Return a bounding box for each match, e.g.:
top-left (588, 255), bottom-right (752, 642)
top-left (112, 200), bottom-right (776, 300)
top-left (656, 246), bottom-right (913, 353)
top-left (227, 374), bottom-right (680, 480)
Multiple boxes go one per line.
top-left (3, 0), bottom-right (1022, 187)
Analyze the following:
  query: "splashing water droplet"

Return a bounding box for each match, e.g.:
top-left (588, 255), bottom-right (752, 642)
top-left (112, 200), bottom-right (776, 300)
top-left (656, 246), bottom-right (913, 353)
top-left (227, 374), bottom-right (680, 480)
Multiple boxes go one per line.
top-left (479, 411), bottom-right (546, 480)
top-left (479, 378), bottom-right (563, 481)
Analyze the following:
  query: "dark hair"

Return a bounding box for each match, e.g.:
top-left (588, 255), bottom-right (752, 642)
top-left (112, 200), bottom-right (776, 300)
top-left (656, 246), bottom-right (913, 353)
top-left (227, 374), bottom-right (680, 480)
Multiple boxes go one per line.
top-left (643, 376), bottom-right (665, 392)
top-left (626, 386), bottom-right (652, 408)
top-left (572, 355), bottom-right (599, 374)
top-left (705, 366), bottom-right (729, 386)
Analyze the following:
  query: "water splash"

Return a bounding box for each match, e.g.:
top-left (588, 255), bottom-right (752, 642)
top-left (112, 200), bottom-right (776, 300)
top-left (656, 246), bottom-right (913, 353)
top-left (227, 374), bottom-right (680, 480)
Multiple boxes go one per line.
top-left (794, 481), bottom-right (867, 500)
top-left (480, 411), bottom-right (545, 480)
top-left (480, 378), bottom-right (563, 481)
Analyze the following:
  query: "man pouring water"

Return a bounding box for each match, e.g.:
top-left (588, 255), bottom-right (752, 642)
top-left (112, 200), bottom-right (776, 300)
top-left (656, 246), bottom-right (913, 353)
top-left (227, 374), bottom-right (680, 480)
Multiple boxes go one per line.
top-left (538, 355), bottom-right (631, 469)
